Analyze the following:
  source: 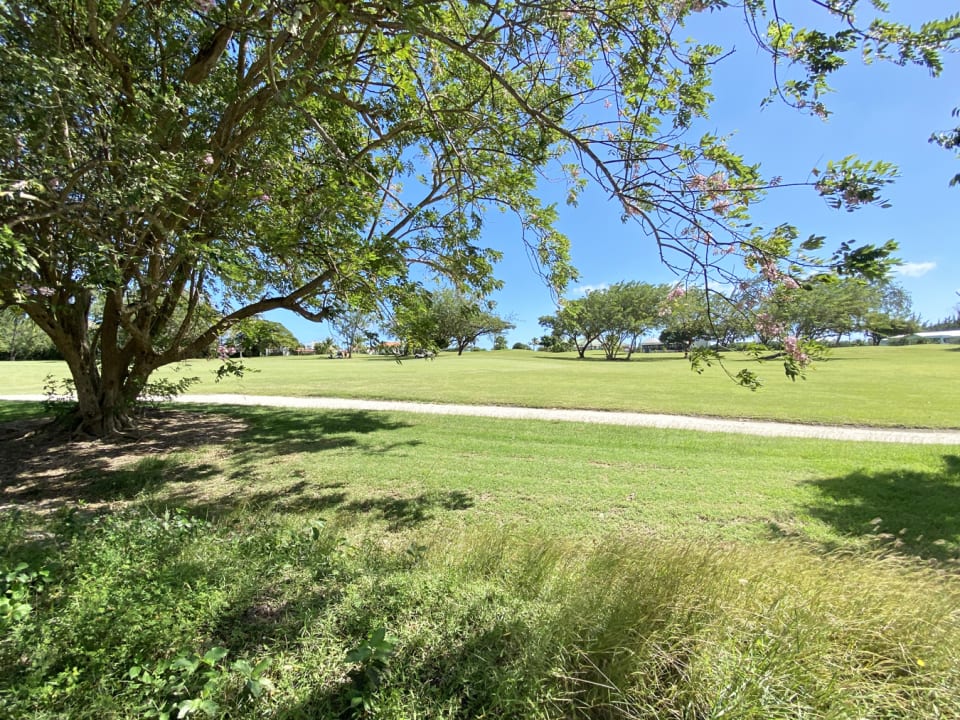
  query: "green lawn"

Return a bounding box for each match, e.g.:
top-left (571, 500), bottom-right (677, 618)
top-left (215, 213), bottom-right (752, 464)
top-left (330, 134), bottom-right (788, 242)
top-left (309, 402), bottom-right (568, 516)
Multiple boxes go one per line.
top-left (2, 400), bottom-right (960, 717)
top-left (1, 343), bottom-right (958, 427)
top-left (2, 344), bottom-right (960, 719)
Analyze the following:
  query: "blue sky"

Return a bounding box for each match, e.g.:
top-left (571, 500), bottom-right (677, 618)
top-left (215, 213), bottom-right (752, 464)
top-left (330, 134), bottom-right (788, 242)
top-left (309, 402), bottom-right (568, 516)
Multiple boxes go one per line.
top-left (274, 6), bottom-right (959, 347)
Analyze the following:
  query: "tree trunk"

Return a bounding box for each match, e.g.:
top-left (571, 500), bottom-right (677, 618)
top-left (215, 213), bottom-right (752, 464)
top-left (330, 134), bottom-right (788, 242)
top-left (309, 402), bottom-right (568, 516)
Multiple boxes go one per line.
top-left (64, 351), bottom-right (138, 437)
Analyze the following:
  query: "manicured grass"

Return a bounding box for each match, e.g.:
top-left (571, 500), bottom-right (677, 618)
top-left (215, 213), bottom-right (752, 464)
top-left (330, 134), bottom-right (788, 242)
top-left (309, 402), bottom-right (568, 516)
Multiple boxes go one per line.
top-left (2, 343), bottom-right (958, 427)
top-left (2, 401), bottom-right (959, 718)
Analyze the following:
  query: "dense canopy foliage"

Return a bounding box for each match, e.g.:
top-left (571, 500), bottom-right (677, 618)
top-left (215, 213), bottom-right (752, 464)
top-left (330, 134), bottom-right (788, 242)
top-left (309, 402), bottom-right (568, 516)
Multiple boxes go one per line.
top-left (1, 0), bottom-right (956, 433)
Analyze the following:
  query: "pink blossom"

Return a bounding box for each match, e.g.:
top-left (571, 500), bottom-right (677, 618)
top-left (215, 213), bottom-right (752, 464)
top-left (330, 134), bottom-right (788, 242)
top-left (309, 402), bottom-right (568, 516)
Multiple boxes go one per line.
top-left (196, 0), bottom-right (216, 12)
top-left (202, 153), bottom-right (214, 166)
top-left (760, 259), bottom-right (781, 282)
top-left (754, 312), bottom-right (784, 338)
top-left (784, 335), bottom-right (810, 366)
top-left (707, 172), bottom-right (729, 192)
top-left (666, 285), bottom-right (686, 302)
top-left (711, 199), bottom-right (731, 215)
top-left (782, 276), bottom-right (800, 290)
top-left (259, 193), bottom-right (271, 202)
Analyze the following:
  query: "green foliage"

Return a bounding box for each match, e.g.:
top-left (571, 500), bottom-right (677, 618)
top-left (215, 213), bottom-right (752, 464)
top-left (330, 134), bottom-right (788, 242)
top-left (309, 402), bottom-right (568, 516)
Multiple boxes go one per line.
top-left (0, 308), bottom-right (59, 360)
top-left (1, 495), bottom-right (958, 719)
top-left (138, 374), bottom-right (200, 406)
top-left (225, 317), bottom-right (299, 358)
top-left (344, 627), bottom-right (397, 716)
top-left (126, 647), bottom-right (272, 719)
top-left (0, 562), bottom-right (48, 629)
top-left (929, 104), bottom-right (960, 186)
top-left (313, 337), bottom-right (337, 356)
top-left (393, 288), bottom-right (513, 356)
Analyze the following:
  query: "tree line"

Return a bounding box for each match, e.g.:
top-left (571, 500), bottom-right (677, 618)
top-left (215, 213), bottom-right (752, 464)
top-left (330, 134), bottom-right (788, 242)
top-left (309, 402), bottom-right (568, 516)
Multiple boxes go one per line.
top-left (533, 277), bottom-right (923, 360)
top-left (1, 276), bottom-right (952, 362)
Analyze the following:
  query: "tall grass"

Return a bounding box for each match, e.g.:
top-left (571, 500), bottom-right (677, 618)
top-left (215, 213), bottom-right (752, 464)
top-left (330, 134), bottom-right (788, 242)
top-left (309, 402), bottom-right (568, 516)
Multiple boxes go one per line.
top-left (3, 509), bottom-right (958, 718)
top-left (437, 528), bottom-right (960, 719)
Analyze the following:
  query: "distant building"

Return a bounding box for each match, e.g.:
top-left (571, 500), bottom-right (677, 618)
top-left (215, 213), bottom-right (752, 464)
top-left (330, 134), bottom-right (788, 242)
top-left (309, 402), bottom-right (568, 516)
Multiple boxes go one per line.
top-left (881, 330), bottom-right (960, 345)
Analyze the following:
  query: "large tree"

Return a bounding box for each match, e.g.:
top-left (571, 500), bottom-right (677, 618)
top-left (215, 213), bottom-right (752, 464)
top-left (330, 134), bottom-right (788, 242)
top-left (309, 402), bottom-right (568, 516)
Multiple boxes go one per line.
top-left (764, 277), bottom-right (882, 344)
top-left (225, 316), bottom-right (299, 357)
top-left (394, 288), bottom-right (513, 355)
top-left (1, 1), bottom-right (956, 434)
top-left (539, 292), bottom-right (607, 359)
top-left (594, 281), bottom-right (668, 360)
top-left (862, 282), bottom-right (919, 345)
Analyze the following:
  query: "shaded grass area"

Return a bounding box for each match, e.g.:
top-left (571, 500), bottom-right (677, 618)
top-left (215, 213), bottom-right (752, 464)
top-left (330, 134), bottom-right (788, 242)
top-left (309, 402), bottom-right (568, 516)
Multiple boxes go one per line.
top-left (2, 402), bottom-right (959, 717)
top-left (3, 401), bottom-right (959, 560)
top-left (2, 343), bottom-right (959, 428)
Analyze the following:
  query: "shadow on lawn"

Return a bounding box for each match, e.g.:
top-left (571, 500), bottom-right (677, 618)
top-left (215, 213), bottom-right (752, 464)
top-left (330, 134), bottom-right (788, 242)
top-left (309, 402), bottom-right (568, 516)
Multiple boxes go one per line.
top-left (798, 454), bottom-right (960, 563)
top-left (0, 409), bottom-right (244, 513)
top-left (220, 406), bottom-right (419, 459)
top-left (0, 406), bottom-right (426, 519)
top-left (142, 407), bottom-right (473, 531)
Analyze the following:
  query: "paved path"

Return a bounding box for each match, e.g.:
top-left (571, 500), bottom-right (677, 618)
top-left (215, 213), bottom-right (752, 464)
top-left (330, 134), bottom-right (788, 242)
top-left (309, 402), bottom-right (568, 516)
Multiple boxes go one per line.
top-left (4, 394), bottom-right (957, 445)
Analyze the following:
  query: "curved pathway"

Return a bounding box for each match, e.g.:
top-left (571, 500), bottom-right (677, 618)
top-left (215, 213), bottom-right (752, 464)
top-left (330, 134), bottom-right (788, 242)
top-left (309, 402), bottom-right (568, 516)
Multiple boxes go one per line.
top-left (2, 393), bottom-right (958, 444)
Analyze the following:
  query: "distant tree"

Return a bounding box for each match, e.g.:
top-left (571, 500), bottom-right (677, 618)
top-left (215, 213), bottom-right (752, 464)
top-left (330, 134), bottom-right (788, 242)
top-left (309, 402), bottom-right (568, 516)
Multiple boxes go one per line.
top-left (433, 290), bottom-right (514, 356)
top-left (331, 308), bottom-right (378, 358)
top-left (531, 334), bottom-right (573, 353)
top-left (226, 317), bottom-right (299, 357)
top-left (313, 338), bottom-right (336, 356)
top-left (658, 288), bottom-right (714, 357)
top-left (593, 282), bottom-right (668, 360)
top-left (923, 295), bottom-right (960, 332)
top-left (539, 292), bottom-right (608, 359)
top-left (512, 342), bottom-right (531, 351)
top-left (493, 335), bottom-right (508, 351)
top-left (764, 278), bottom-right (880, 345)
top-left (392, 289), bottom-right (513, 356)
top-left (862, 283), bottom-right (920, 345)
top-left (0, 308), bottom-right (58, 360)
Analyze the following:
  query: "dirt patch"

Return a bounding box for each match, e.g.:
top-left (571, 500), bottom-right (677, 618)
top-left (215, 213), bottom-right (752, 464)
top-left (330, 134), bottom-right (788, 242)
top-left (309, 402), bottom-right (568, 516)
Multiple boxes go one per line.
top-left (0, 410), bottom-right (247, 514)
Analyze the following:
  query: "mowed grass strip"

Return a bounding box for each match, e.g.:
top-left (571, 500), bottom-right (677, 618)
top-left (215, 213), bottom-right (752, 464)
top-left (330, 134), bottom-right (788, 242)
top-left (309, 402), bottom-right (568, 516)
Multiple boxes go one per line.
top-left (2, 402), bottom-right (959, 718)
top-left (6, 401), bottom-right (954, 558)
top-left (2, 343), bottom-right (957, 427)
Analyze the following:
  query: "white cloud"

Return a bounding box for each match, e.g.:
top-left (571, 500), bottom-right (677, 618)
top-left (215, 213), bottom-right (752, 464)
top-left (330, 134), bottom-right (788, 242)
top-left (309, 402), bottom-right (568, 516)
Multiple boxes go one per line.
top-left (896, 261), bottom-right (936, 278)
top-left (572, 283), bottom-right (609, 296)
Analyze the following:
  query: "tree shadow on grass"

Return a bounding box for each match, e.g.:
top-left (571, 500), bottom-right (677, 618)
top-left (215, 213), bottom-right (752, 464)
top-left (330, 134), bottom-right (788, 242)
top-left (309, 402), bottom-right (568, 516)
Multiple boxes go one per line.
top-left (341, 490), bottom-right (474, 532)
top-left (213, 406), bottom-right (420, 460)
top-left (0, 410), bottom-right (243, 513)
top-left (1, 406), bottom-right (422, 517)
top-left (798, 455), bottom-right (960, 563)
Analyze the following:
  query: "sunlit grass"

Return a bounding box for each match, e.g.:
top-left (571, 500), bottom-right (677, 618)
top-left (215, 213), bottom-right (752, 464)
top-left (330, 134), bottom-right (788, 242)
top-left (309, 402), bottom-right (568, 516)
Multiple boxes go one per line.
top-left (2, 343), bottom-right (958, 427)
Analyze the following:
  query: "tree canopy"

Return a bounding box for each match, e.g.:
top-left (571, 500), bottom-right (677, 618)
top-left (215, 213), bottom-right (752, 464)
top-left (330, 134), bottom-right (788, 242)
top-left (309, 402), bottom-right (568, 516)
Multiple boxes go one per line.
top-left (225, 316), bottom-right (299, 357)
top-left (392, 288), bottom-right (513, 355)
top-left (1, 0), bottom-right (957, 434)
